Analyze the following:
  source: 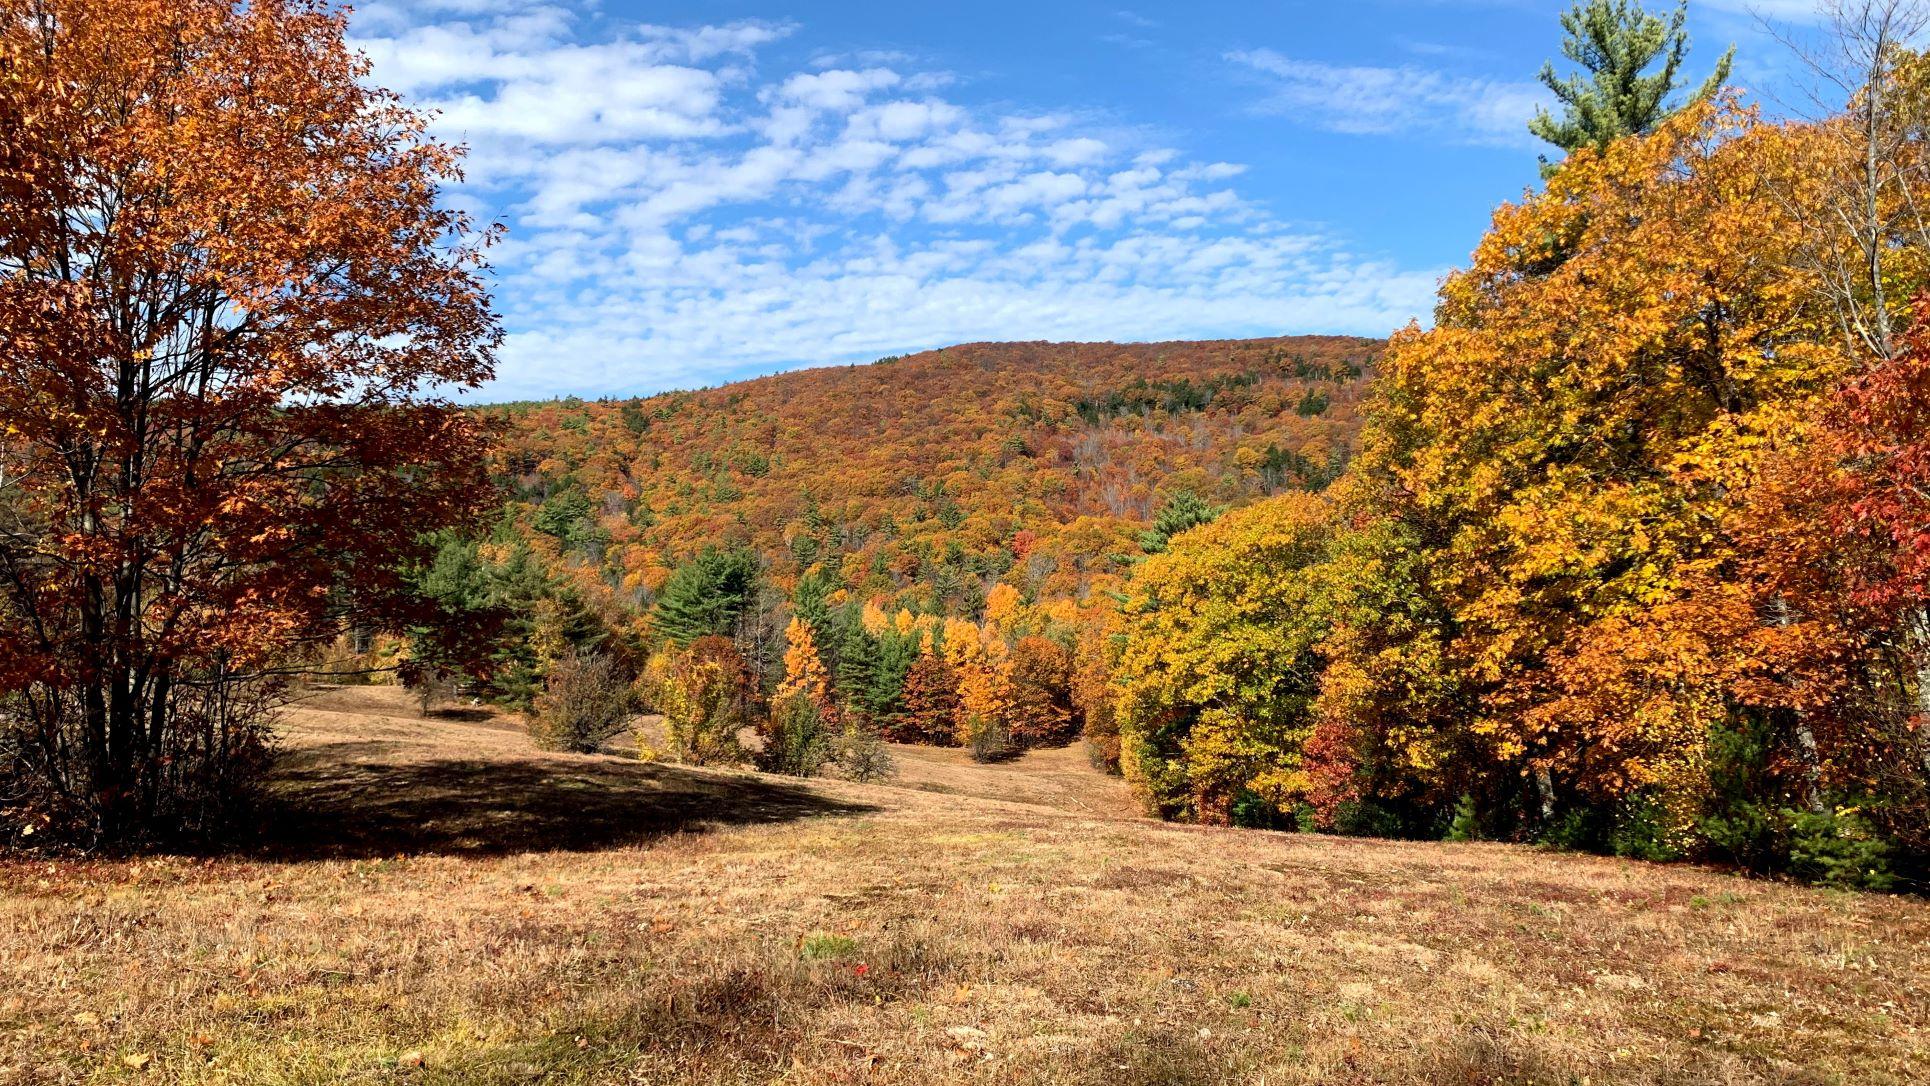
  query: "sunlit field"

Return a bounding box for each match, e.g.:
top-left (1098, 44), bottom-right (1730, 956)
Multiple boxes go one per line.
top-left (2, 688), bottom-right (1922, 1085)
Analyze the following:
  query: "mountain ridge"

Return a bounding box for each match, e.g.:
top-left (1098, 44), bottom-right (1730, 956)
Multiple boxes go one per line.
top-left (484, 333), bottom-right (1382, 616)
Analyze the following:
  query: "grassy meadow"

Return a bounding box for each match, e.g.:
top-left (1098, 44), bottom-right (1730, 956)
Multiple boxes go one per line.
top-left (0, 687), bottom-right (1922, 1085)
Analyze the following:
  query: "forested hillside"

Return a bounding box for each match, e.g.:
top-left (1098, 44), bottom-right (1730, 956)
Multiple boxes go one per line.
top-left (481, 335), bottom-right (1375, 620)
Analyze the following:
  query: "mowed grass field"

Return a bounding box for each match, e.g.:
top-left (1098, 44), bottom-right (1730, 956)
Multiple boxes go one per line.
top-left (1, 688), bottom-right (1925, 1085)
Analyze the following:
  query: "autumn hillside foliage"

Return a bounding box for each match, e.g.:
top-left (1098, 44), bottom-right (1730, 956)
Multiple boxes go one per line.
top-left (484, 336), bottom-right (1373, 616)
top-left (408, 336), bottom-right (1375, 779)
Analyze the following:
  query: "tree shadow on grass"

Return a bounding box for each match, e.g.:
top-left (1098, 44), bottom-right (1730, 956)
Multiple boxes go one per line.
top-left (251, 742), bottom-right (877, 860)
top-left (423, 706), bottom-right (498, 724)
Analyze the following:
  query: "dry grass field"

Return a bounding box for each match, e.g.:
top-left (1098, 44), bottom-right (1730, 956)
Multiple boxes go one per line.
top-left (1, 686), bottom-right (1924, 1085)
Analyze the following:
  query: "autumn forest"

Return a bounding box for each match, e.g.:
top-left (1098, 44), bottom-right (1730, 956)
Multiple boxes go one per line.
top-left (404, 52), bottom-right (1930, 892)
top-left (3, 0), bottom-right (1930, 1080)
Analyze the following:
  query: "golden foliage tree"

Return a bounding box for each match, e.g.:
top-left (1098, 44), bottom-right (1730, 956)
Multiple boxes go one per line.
top-left (1328, 104), bottom-right (1851, 826)
top-left (649, 636), bottom-right (757, 766)
top-left (775, 617), bottom-right (834, 712)
top-left (1113, 493), bottom-right (1335, 825)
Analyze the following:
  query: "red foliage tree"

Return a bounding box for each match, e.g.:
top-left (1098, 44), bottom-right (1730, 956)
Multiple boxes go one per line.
top-left (891, 654), bottom-right (961, 746)
top-left (0, 0), bottom-right (498, 843)
top-left (1831, 297), bottom-right (1930, 620)
top-left (1006, 636), bottom-right (1076, 748)
top-left (1733, 296), bottom-right (1930, 854)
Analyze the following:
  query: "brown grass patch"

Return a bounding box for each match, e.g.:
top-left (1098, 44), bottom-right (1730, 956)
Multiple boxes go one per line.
top-left (0, 686), bottom-right (1924, 1085)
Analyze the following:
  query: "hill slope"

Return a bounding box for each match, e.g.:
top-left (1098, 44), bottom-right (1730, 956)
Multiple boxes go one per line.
top-left (484, 335), bottom-right (1378, 612)
top-left (3, 689), bottom-right (1924, 1084)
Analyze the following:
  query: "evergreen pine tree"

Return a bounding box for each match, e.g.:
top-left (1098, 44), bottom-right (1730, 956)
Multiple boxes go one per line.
top-left (791, 564), bottom-right (840, 632)
top-left (405, 532), bottom-right (500, 678)
top-left (487, 545), bottom-right (607, 708)
top-left (835, 620), bottom-right (881, 718)
top-left (869, 630), bottom-right (917, 727)
top-left (1139, 491), bottom-right (1224, 554)
top-left (533, 486), bottom-right (600, 547)
top-left (1529, 0), bottom-right (1732, 175)
top-left (651, 546), bottom-right (760, 646)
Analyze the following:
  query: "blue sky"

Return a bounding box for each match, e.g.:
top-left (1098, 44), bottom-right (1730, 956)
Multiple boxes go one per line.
top-left (348, 0), bottom-right (1827, 400)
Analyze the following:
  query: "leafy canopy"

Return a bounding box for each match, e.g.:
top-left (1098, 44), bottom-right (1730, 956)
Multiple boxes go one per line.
top-left (1115, 492), bottom-right (1335, 825)
top-left (0, 0), bottom-right (498, 843)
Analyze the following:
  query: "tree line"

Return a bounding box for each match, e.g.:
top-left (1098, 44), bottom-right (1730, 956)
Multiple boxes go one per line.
top-left (1101, 0), bottom-right (1930, 891)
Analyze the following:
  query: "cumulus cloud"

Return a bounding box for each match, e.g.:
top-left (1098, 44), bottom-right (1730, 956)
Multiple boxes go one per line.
top-left (352, 2), bottom-right (1445, 399)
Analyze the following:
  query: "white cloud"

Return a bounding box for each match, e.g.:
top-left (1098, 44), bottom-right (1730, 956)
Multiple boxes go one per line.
top-left (352, 3), bottom-right (1443, 399)
top-left (1700, 0), bottom-right (1827, 22)
top-left (434, 58), bottom-right (727, 144)
top-left (1228, 48), bottom-right (1549, 148)
top-left (774, 68), bottom-right (902, 112)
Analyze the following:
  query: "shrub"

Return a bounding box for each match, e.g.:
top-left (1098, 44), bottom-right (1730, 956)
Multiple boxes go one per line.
top-left (3, 673), bottom-right (278, 847)
top-left (1328, 798), bottom-right (1405, 839)
top-left (404, 666), bottom-right (458, 716)
top-left (1786, 808), bottom-right (1896, 892)
top-left (529, 654), bottom-right (633, 753)
top-left (1445, 794), bottom-right (1480, 842)
top-left (1609, 795), bottom-right (1682, 863)
top-left (1231, 788), bottom-right (1294, 830)
top-left (649, 636), bottom-right (756, 766)
top-left (963, 712), bottom-right (1013, 764)
top-left (759, 691), bottom-right (833, 778)
top-left (1698, 797), bottom-right (1784, 870)
top-left (1695, 716), bottom-right (1793, 872)
top-left (835, 721), bottom-right (896, 783)
top-left (1538, 806), bottom-right (1609, 853)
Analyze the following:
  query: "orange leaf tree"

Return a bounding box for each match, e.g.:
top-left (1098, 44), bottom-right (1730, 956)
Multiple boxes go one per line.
top-left (1327, 104), bottom-right (1850, 838)
top-left (1005, 635), bottom-right (1076, 749)
top-left (892, 651), bottom-right (961, 746)
top-left (0, 0), bottom-right (498, 843)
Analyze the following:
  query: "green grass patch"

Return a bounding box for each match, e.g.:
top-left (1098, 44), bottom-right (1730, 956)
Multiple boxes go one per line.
top-left (798, 933), bottom-right (859, 961)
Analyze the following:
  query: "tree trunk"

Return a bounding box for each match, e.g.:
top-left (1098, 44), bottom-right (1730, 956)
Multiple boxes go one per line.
top-left (1534, 766), bottom-right (1556, 825)
top-left (1912, 612), bottom-right (1930, 773)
